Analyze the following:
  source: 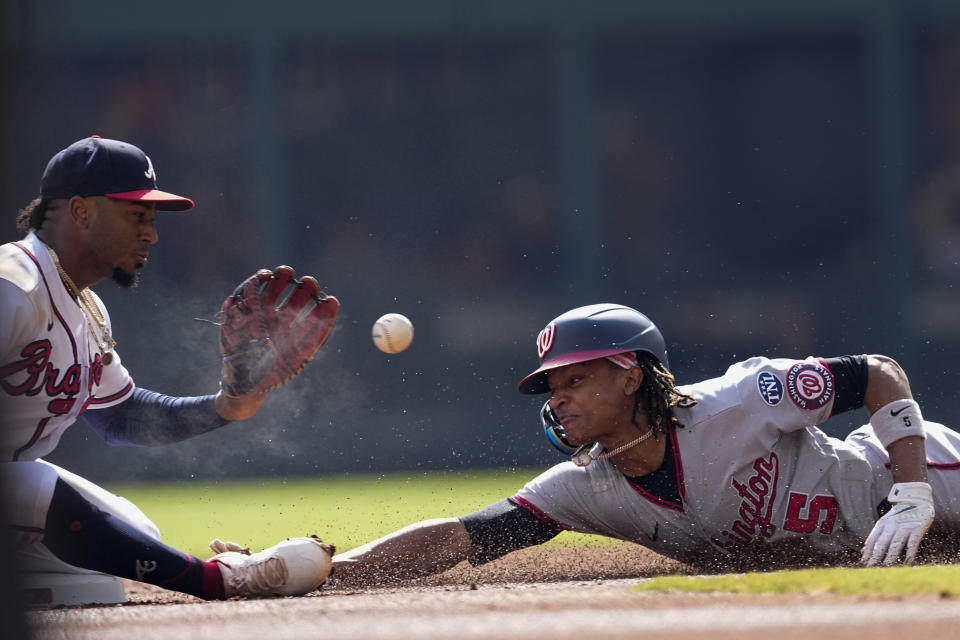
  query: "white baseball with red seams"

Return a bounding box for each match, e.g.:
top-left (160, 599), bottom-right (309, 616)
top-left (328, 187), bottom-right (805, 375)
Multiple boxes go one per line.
top-left (372, 313), bottom-right (414, 354)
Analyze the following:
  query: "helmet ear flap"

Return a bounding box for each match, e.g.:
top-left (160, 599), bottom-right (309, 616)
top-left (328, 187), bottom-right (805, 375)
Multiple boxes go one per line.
top-left (540, 401), bottom-right (579, 455)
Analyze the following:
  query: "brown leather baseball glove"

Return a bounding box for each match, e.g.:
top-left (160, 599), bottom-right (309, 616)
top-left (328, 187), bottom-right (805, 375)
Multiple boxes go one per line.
top-left (218, 265), bottom-right (339, 397)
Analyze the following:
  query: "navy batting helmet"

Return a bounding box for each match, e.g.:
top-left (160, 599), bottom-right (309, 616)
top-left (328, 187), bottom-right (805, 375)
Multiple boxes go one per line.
top-left (517, 303), bottom-right (668, 395)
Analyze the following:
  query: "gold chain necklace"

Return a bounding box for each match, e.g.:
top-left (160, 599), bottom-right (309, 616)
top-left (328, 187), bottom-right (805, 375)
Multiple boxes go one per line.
top-left (595, 429), bottom-right (655, 460)
top-left (47, 247), bottom-right (117, 364)
top-left (572, 429), bottom-right (655, 467)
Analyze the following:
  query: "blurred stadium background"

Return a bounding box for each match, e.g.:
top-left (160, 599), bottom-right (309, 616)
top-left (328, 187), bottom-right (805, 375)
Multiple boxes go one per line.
top-left (1, 0), bottom-right (959, 482)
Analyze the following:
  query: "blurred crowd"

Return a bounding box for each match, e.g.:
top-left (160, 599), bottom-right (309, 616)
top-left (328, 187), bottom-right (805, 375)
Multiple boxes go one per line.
top-left (11, 35), bottom-right (960, 300)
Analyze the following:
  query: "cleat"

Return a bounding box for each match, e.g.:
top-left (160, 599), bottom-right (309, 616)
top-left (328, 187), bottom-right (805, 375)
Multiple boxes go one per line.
top-left (210, 536), bottom-right (333, 597)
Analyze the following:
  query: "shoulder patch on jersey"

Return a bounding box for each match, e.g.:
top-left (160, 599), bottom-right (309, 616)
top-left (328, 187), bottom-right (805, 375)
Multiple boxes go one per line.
top-left (785, 361), bottom-right (834, 410)
top-left (756, 371), bottom-right (784, 406)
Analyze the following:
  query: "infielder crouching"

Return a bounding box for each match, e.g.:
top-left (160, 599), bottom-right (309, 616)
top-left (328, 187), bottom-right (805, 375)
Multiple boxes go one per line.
top-left (1, 137), bottom-right (338, 606)
top-left (331, 304), bottom-right (960, 585)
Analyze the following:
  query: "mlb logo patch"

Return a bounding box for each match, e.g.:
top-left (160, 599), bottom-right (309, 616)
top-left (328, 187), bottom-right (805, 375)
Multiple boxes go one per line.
top-left (757, 372), bottom-right (783, 406)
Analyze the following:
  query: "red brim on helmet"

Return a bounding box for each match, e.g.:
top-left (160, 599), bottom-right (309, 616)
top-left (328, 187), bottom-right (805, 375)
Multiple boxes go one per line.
top-left (517, 348), bottom-right (636, 395)
top-left (106, 188), bottom-right (195, 211)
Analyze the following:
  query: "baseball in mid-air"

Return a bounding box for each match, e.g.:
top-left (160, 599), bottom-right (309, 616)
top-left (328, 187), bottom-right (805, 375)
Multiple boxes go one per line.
top-left (372, 313), bottom-right (414, 353)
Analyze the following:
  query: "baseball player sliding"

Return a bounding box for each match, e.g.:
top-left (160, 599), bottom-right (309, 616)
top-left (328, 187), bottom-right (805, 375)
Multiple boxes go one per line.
top-left (1, 136), bottom-right (338, 605)
top-left (331, 304), bottom-right (960, 584)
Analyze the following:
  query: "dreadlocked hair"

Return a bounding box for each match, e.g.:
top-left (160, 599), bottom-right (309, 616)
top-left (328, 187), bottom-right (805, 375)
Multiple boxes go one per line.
top-left (632, 351), bottom-right (697, 437)
top-left (16, 197), bottom-right (47, 236)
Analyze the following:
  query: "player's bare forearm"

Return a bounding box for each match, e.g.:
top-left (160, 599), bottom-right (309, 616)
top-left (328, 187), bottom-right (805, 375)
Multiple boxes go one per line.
top-left (214, 390), bottom-right (267, 421)
top-left (886, 435), bottom-right (928, 483)
top-left (863, 354), bottom-right (913, 414)
top-left (862, 355), bottom-right (928, 483)
top-left (329, 517), bottom-right (473, 587)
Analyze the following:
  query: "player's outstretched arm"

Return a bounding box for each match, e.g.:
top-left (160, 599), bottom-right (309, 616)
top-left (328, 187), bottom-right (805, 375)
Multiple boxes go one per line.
top-left (328, 498), bottom-right (562, 586)
top-left (329, 518), bottom-right (473, 587)
top-left (860, 354), bottom-right (934, 566)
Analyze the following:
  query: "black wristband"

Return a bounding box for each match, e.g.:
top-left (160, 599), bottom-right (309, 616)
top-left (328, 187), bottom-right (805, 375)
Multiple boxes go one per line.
top-left (824, 355), bottom-right (868, 415)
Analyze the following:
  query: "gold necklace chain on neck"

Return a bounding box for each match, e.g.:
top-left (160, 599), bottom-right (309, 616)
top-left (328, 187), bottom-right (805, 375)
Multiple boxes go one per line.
top-left (593, 428), bottom-right (655, 461)
top-left (571, 428), bottom-right (656, 467)
top-left (47, 246), bottom-right (116, 364)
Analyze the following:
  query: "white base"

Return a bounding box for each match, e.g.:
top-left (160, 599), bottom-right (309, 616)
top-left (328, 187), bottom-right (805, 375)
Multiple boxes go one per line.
top-left (19, 572), bottom-right (126, 607)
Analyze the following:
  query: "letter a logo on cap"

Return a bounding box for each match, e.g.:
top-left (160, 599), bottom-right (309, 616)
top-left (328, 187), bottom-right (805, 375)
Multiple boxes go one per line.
top-left (144, 155), bottom-right (156, 181)
top-left (537, 323), bottom-right (556, 358)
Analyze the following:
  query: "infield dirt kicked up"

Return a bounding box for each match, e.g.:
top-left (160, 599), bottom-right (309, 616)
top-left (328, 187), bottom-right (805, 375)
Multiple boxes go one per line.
top-left (28, 544), bottom-right (960, 640)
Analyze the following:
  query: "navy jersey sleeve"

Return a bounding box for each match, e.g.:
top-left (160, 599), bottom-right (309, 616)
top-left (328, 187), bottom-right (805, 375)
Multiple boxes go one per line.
top-left (82, 387), bottom-right (230, 446)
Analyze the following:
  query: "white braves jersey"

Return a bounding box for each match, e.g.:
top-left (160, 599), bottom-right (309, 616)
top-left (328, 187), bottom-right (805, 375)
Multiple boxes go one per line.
top-left (0, 233), bottom-right (134, 461)
top-left (515, 357), bottom-right (900, 562)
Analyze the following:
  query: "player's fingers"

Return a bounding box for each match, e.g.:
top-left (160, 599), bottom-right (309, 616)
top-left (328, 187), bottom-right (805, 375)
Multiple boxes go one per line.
top-left (865, 527), bottom-right (893, 566)
top-left (861, 526), bottom-right (882, 565)
top-left (903, 531), bottom-right (922, 565)
top-left (906, 514), bottom-right (933, 565)
top-left (882, 529), bottom-right (909, 566)
top-left (209, 538), bottom-right (249, 555)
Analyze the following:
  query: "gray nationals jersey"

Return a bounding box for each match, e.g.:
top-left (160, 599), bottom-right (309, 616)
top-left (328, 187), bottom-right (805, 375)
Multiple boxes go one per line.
top-left (514, 356), bottom-right (960, 564)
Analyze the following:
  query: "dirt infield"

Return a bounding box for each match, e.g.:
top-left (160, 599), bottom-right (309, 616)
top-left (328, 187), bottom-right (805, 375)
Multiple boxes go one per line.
top-left (26, 545), bottom-right (960, 640)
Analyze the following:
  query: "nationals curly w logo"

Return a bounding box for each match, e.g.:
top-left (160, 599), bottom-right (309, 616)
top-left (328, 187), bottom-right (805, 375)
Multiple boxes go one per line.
top-left (536, 323), bottom-right (556, 358)
top-left (786, 361), bottom-right (834, 410)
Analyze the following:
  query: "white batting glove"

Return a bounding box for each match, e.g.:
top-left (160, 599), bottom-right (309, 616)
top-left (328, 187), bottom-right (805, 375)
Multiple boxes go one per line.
top-left (861, 482), bottom-right (934, 566)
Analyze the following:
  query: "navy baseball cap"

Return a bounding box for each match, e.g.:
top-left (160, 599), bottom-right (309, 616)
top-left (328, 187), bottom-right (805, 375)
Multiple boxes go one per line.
top-left (40, 136), bottom-right (194, 211)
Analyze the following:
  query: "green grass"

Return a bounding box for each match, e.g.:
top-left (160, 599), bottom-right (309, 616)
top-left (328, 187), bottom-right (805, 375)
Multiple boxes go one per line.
top-left (107, 469), bottom-right (612, 558)
top-left (634, 565), bottom-right (960, 595)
